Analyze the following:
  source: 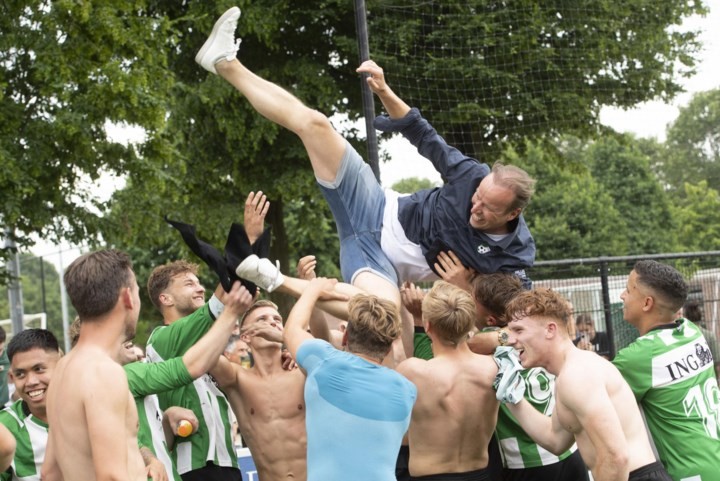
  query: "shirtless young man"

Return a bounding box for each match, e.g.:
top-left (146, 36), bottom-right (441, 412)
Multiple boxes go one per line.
top-left (504, 288), bottom-right (672, 481)
top-left (396, 281), bottom-right (498, 480)
top-left (43, 249), bottom-right (146, 481)
top-left (211, 300), bottom-right (323, 481)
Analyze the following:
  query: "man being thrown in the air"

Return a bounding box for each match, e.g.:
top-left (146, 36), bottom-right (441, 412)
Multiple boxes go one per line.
top-left (195, 6), bottom-right (536, 312)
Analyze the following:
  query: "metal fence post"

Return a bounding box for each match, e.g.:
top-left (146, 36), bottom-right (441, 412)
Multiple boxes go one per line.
top-left (599, 258), bottom-right (616, 359)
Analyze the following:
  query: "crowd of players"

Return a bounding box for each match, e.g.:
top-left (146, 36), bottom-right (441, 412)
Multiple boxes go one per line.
top-left (0, 6), bottom-right (718, 481)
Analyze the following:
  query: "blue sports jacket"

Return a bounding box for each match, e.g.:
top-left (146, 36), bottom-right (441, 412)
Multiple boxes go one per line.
top-left (374, 108), bottom-right (535, 288)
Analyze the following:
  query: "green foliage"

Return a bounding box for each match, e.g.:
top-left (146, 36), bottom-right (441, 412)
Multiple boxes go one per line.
top-left (671, 181), bottom-right (720, 252)
top-left (101, 1), bottom-right (359, 299)
top-left (0, 1), bottom-right (176, 267)
top-left (505, 141), bottom-right (628, 260)
top-left (391, 177), bottom-right (439, 194)
top-left (368, 0), bottom-right (705, 158)
top-left (0, 255), bottom-right (71, 345)
top-left (582, 134), bottom-right (678, 254)
top-left (657, 89), bottom-right (720, 192)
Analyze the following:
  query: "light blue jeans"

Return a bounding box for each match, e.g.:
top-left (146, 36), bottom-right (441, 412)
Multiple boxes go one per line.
top-left (316, 143), bottom-right (399, 286)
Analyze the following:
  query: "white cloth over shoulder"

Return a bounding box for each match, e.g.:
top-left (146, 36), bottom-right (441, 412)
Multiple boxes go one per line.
top-left (493, 346), bottom-right (526, 404)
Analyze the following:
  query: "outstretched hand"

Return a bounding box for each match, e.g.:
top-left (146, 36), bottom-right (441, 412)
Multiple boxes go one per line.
top-left (356, 60), bottom-right (389, 96)
top-left (296, 255), bottom-right (317, 280)
top-left (306, 277), bottom-right (348, 302)
top-left (400, 281), bottom-right (425, 321)
top-left (222, 281), bottom-right (256, 317)
top-left (244, 191), bottom-right (270, 244)
top-left (434, 251), bottom-right (475, 293)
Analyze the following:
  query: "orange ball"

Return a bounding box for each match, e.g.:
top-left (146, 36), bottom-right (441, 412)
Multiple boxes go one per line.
top-left (177, 420), bottom-right (193, 437)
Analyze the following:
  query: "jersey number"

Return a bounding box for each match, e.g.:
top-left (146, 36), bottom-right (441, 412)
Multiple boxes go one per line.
top-left (682, 378), bottom-right (720, 439)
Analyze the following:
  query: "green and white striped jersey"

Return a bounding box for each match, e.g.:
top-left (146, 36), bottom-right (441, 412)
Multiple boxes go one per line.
top-left (0, 400), bottom-right (48, 481)
top-left (125, 357), bottom-right (194, 481)
top-left (614, 318), bottom-right (720, 481)
top-left (495, 367), bottom-right (576, 469)
top-left (146, 303), bottom-right (237, 475)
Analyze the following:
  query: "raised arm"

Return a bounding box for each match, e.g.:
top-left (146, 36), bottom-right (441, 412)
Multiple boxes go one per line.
top-left (359, 61), bottom-right (481, 182)
top-left (284, 278), bottom-right (338, 359)
top-left (296, 255), bottom-right (331, 343)
top-left (357, 60), bottom-right (410, 119)
top-left (182, 281), bottom-right (254, 378)
top-left (244, 191), bottom-right (269, 245)
top-left (505, 398), bottom-right (575, 455)
top-left (400, 281), bottom-right (424, 358)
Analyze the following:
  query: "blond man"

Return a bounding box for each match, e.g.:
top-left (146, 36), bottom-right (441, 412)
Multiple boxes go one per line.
top-left (397, 281), bottom-right (498, 480)
top-left (283, 278), bottom-right (417, 481)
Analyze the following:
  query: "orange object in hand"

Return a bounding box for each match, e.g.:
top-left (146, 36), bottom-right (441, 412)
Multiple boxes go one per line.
top-left (177, 420), bottom-right (193, 437)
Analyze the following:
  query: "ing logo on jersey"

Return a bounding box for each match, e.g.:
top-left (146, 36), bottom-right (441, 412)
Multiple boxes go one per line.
top-left (477, 244), bottom-right (490, 254)
top-left (696, 343), bottom-right (713, 367)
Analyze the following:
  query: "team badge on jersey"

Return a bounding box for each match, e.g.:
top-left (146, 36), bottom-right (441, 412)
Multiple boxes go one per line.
top-left (477, 244), bottom-right (490, 254)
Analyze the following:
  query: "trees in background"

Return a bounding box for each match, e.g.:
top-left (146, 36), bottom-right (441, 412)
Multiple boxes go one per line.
top-left (368, 0), bottom-right (706, 158)
top-left (0, 1), bottom-right (175, 271)
top-left (0, 255), bottom-right (68, 344)
top-left (1, 1), bottom-right (717, 327)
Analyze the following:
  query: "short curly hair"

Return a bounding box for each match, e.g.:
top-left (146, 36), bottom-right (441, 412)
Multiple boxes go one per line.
top-left (146, 260), bottom-right (200, 310)
top-left (633, 260), bottom-right (688, 312)
top-left (506, 288), bottom-right (571, 333)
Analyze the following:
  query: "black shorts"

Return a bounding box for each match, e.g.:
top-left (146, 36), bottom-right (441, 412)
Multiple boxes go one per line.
top-left (628, 461), bottom-right (672, 481)
top-left (502, 450), bottom-right (589, 481)
top-left (396, 445), bottom-right (411, 481)
top-left (409, 467), bottom-right (491, 481)
top-left (180, 463), bottom-right (242, 481)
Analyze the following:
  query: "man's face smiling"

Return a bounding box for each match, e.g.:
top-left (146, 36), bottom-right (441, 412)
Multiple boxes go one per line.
top-left (10, 348), bottom-right (60, 419)
top-left (469, 174), bottom-right (521, 234)
top-left (507, 314), bottom-right (547, 368)
top-left (164, 272), bottom-right (206, 317)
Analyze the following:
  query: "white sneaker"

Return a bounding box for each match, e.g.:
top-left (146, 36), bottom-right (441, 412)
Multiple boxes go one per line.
top-left (195, 7), bottom-right (242, 74)
top-left (235, 255), bottom-right (285, 293)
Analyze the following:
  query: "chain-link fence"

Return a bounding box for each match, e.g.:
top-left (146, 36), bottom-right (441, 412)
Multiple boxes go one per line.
top-left (529, 252), bottom-right (720, 364)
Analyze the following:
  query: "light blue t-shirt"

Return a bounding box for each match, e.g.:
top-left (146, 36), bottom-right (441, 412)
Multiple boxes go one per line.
top-left (297, 339), bottom-right (416, 481)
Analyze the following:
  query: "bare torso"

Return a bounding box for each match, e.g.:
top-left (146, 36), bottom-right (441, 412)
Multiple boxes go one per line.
top-left (554, 350), bottom-right (655, 473)
top-left (224, 363), bottom-right (307, 481)
top-left (46, 346), bottom-right (145, 481)
top-left (399, 346), bottom-right (499, 477)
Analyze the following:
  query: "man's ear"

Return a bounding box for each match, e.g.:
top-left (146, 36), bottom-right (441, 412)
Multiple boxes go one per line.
top-left (120, 287), bottom-right (134, 309)
top-left (341, 329), bottom-right (349, 347)
top-left (506, 207), bottom-right (522, 221)
top-left (642, 295), bottom-right (655, 313)
top-left (546, 321), bottom-right (558, 338)
top-left (159, 292), bottom-right (173, 308)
